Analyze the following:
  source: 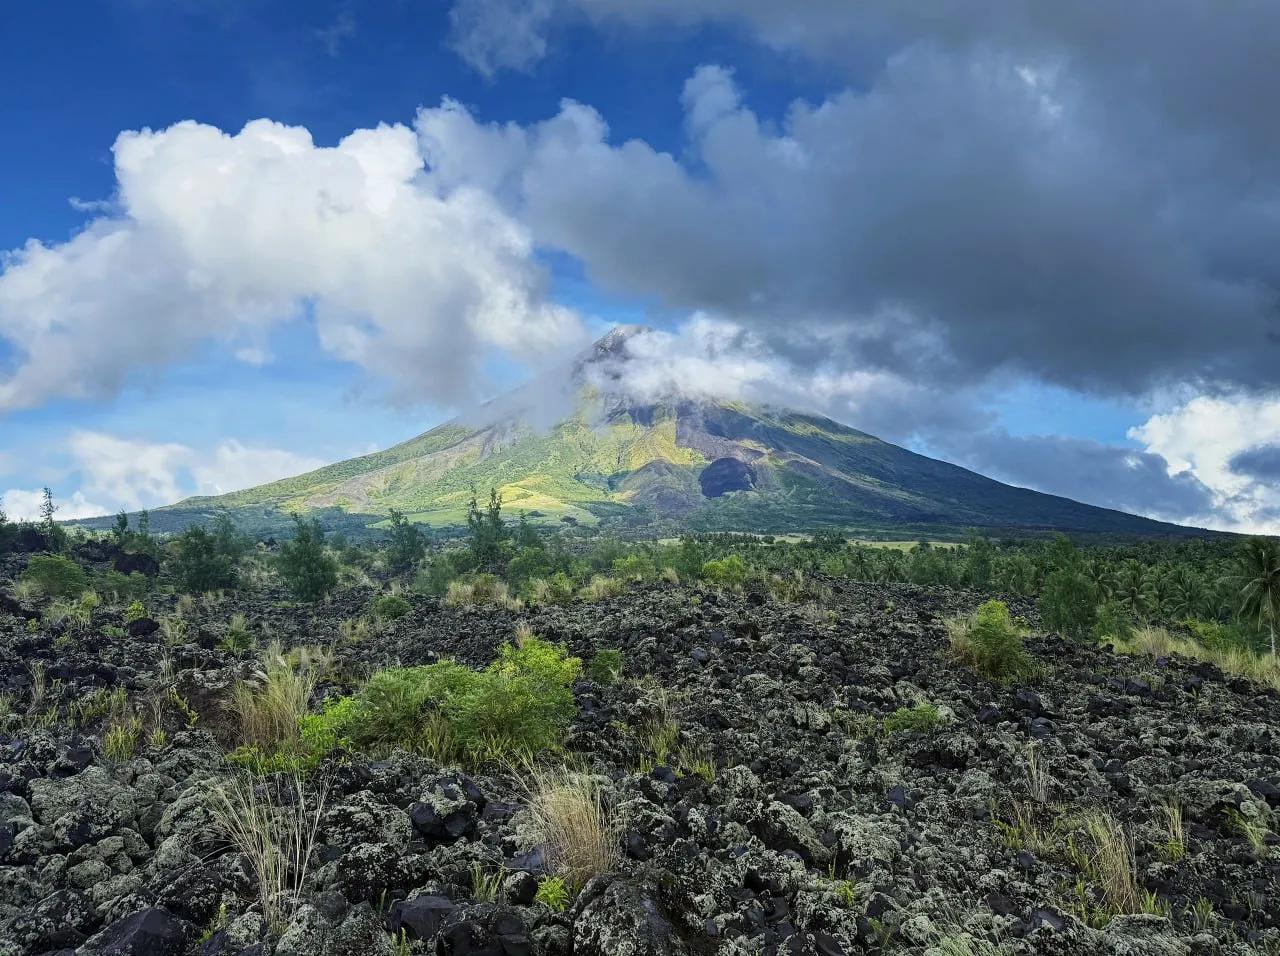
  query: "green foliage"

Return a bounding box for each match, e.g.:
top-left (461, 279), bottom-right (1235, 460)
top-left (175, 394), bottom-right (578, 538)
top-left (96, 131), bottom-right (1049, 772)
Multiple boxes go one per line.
top-left (1039, 568), bottom-right (1099, 640)
top-left (386, 509), bottom-right (427, 574)
top-left (950, 600), bottom-right (1033, 684)
top-left (371, 593), bottom-right (412, 621)
top-left (306, 636), bottom-right (581, 766)
top-left (586, 648), bottom-right (624, 685)
top-left (535, 875), bottom-right (570, 912)
top-left (1093, 600), bottom-right (1134, 643)
top-left (22, 554), bottom-right (88, 598)
top-left (701, 554), bottom-right (748, 588)
top-left (276, 517), bottom-right (338, 602)
top-left (123, 600), bottom-right (147, 624)
top-left (175, 524), bottom-right (239, 593)
top-left (467, 488), bottom-right (510, 573)
top-left (883, 702), bottom-right (942, 734)
top-left (1235, 536), bottom-right (1280, 656)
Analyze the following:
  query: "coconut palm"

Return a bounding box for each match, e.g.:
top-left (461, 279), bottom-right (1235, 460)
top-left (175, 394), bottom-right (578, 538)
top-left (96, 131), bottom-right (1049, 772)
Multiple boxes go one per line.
top-left (1236, 537), bottom-right (1280, 656)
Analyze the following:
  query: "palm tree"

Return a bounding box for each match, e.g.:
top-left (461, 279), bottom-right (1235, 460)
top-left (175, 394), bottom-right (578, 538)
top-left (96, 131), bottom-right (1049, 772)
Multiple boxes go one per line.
top-left (1236, 537), bottom-right (1280, 656)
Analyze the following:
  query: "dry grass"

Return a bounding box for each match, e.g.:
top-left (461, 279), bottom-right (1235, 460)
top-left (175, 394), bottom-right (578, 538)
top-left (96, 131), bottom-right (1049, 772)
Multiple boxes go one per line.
top-left (444, 577), bottom-right (523, 610)
top-left (208, 773), bottom-right (328, 933)
top-left (578, 575), bottom-right (622, 601)
top-left (523, 766), bottom-right (620, 891)
top-left (1111, 626), bottom-right (1280, 692)
top-left (228, 644), bottom-right (317, 750)
top-left (1024, 744), bottom-right (1051, 804)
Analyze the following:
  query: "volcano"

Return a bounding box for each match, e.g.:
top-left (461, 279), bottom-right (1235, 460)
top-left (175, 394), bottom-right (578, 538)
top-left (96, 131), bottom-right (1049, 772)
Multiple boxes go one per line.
top-left (140, 329), bottom-right (1204, 539)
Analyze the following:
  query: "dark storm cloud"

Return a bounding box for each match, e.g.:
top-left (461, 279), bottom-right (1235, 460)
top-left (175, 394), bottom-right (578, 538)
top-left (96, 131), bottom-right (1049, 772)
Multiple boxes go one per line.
top-left (936, 431), bottom-right (1219, 525)
top-left (438, 0), bottom-right (1280, 398)
top-left (1229, 443), bottom-right (1280, 482)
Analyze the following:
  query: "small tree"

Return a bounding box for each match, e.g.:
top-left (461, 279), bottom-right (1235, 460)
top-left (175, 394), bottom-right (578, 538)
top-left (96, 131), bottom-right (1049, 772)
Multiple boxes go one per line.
top-left (175, 525), bottom-right (239, 593)
top-left (467, 488), bottom-right (509, 573)
top-left (277, 516), bottom-right (338, 602)
top-left (112, 510), bottom-right (130, 544)
top-left (386, 509), bottom-right (427, 574)
top-left (1237, 536), bottom-right (1280, 656)
top-left (39, 487), bottom-right (66, 551)
top-left (1039, 568), bottom-right (1099, 640)
top-left (211, 511), bottom-right (249, 562)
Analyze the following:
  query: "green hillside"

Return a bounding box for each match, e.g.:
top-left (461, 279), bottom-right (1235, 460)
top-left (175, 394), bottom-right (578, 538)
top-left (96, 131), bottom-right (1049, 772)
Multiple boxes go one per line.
top-left (138, 367), bottom-right (1204, 540)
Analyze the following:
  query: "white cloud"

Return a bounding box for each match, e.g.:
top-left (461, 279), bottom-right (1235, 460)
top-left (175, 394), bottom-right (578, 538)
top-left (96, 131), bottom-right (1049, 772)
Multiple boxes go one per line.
top-left (189, 440), bottom-right (325, 497)
top-left (2, 488), bottom-right (108, 522)
top-left (0, 431), bottom-right (330, 521)
top-left (1130, 395), bottom-right (1280, 533)
top-left (0, 117), bottom-right (586, 413)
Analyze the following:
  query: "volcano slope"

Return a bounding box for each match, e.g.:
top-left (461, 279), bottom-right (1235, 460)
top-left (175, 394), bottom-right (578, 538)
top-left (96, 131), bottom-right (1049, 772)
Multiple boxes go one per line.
top-left (1, 567), bottom-right (1278, 954)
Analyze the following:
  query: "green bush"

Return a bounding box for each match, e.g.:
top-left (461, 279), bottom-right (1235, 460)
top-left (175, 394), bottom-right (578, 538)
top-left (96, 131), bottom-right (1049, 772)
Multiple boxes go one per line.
top-left (124, 600), bottom-right (147, 624)
top-left (950, 600), bottom-right (1033, 684)
top-left (22, 554), bottom-right (88, 598)
top-left (277, 517), bottom-right (338, 602)
top-left (701, 554), bottom-right (747, 588)
top-left (883, 702), bottom-right (942, 734)
top-left (303, 636), bottom-right (581, 766)
top-left (1093, 600), bottom-right (1134, 643)
top-left (371, 593), bottom-right (412, 621)
top-left (586, 648), bottom-right (624, 685)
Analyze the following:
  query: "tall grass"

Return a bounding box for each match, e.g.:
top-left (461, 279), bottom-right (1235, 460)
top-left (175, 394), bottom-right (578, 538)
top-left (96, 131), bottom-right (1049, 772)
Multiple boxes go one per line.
top-left (523, 766), bottom-right (619, 891)
top-left (228, 644), bottom-right (318, 751)
top-left (1109, 626), bottom-right (1280, 692)
top-left (209, 773), bottom-right (328, 933)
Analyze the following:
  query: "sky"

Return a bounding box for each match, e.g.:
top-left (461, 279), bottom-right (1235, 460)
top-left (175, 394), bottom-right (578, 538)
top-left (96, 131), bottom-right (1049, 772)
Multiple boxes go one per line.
top-left (2, 1), bottom-right (1279, 532)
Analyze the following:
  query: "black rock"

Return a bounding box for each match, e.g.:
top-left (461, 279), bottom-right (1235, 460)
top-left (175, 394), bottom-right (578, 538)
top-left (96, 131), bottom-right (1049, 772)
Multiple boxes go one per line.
top-left (94, 907), bottom-right (187, 955)
top-left (1028, 908), bottom-right (1066, 932)
top-left (387, 895), bottom-right (456, 941)
top-left (115, 551), bottom-right (161, 576)
top-left (127, 617), bottom-right (161, 638)
top-left (886, 784), bottom-right (914, 810)
top-left (691, 646), bottom-right (711, 666)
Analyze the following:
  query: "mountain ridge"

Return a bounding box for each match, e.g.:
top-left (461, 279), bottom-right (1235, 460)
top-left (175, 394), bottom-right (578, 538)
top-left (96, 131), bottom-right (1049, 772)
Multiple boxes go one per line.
top-left (128, 328), bottom-right (1208, 540)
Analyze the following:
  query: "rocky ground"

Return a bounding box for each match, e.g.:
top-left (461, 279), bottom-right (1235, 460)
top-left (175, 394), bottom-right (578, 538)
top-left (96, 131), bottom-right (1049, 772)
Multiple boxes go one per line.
top-left (1, 548), bottom-right (1279, 955)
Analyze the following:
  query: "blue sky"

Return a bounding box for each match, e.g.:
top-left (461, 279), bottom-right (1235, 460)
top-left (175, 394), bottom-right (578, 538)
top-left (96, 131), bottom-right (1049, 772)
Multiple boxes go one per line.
top-left (2, 1), bottom-right (1278, 531)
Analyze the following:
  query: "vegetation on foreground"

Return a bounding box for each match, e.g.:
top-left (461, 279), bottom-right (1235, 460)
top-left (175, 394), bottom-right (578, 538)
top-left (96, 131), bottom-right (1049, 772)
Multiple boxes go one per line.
top-left (0, 489), bottom-right (1278, 953)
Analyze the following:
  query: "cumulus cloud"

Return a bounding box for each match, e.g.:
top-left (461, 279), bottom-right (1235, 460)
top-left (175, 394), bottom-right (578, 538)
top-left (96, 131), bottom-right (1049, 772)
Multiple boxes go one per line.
top-left (0, 117), bottom-right (586, 412)
top-left (2, 431), bottom-right (327, 521)
top-left (1, 488), bottom-right (108, 522)
top-left (417, 53), bottom-right (1280, 398)
top-left (1130, 396), bottom-right (1280, 533)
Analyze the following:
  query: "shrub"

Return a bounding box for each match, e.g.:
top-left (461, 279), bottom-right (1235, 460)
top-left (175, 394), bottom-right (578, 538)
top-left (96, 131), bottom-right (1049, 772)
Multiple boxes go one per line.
top-left (883, 701), bottom-right (942, 734)
top-left (221, 613), bottom-right (254, 653)
top-left (308, 636), bottom-right (581, 766)
top-left (371, 593), bottom-right (412, 621)
top-left (1092, 600), bottom-right (1133, 643)
top-left (586, 648), bottom-right (624, 685)
top-left (276, 517), bottom-right (338, 602)
top-left (701, 554), bottom-right (748, 589)
top-left (1039, 569), bottom-right (1098, 640)
top-left (22, 554), bottom-right (87, 598)
top-left (124, 600), bottom-right (147, 624)
top-left (949, 600), bottom-right (1033, 684)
